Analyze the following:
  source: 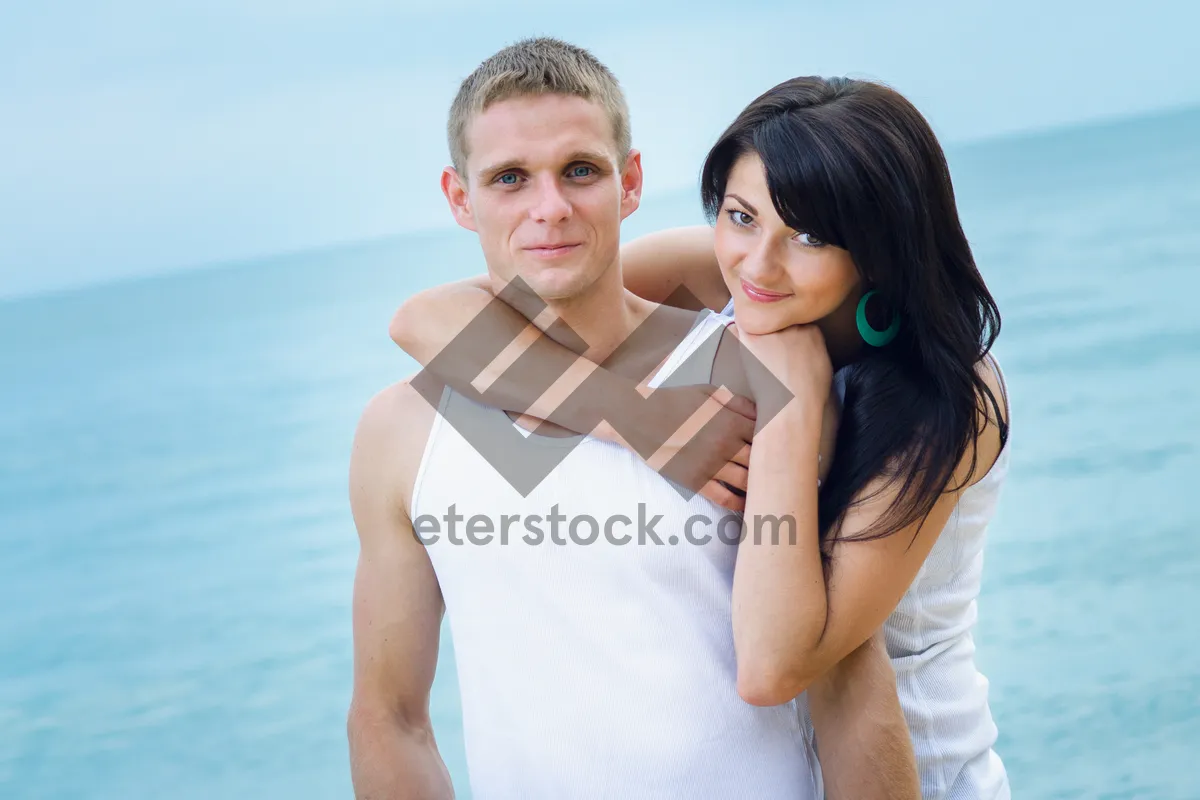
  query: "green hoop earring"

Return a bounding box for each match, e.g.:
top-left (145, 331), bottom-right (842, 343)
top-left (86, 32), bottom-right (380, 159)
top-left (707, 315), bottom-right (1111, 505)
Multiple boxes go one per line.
top-left (856, 290), bottom-right (900, 347)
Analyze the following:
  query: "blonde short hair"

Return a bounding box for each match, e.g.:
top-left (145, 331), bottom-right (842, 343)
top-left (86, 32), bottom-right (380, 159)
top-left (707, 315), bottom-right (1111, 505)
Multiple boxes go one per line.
top-left (447, 37), bottom-right (631, 177)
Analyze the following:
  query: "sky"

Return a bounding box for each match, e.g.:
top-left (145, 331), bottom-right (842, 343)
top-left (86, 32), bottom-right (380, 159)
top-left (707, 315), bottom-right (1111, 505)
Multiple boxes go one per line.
top-left (2, 0), bottom-right (1198, 299)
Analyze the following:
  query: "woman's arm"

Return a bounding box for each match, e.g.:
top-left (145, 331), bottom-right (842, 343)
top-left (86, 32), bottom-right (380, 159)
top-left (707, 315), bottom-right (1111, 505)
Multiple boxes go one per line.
top-left (388, 266), bottom-right (754, 508)
top-left (727, 327), bottom-right (1008, 706)
top-left (619, 225), bottom-right (731, 311)
top-left (388, 225), bottom-right (725, 390)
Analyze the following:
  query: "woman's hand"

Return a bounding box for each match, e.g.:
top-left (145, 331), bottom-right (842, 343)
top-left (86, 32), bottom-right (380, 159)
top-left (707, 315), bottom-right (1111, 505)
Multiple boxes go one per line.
top-left (735, 324), bottom-right (833, 416)
top-left (597, 384), bottom-right (757, 512)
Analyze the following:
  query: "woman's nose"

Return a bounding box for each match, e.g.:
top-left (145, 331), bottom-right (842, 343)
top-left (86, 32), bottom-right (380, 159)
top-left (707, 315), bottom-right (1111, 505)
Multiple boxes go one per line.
top-left (738, 240), bottom-right (784, 284)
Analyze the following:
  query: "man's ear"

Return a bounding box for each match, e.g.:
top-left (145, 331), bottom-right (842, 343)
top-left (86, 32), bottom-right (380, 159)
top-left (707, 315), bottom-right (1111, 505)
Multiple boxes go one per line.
top-left (619, 149), bottom-right (643, 222)
top-left (441, 166), bottom-right (477, 232)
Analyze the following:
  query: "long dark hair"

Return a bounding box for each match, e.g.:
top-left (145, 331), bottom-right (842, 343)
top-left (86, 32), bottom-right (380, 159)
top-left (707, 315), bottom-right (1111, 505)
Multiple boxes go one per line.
top-left (700, 76), bottom-right (1008, 549)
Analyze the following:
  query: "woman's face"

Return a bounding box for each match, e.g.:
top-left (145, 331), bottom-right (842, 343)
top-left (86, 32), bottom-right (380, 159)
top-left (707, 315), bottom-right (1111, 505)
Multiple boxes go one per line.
top-left (713, 151), bottom-right (862, 336)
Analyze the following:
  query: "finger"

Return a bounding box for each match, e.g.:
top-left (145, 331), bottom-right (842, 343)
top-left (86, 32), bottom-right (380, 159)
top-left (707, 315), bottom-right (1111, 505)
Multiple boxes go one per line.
top-left (701, 485), bottom-right (743, 512)
top-left (736, 415), bottom-right (756, 444)
top-left (731, 443), bottom-right (751, 469)
top-left (696, 414), bottom-right (754, 470)
top-left (717, 483), bottom-right (746, 512)
top-left (713, 462), bottom-right (749, 493)
top-left (700, 480), bottom-right (746, 512)
top-left (709, 403), bottom-right (756, 441)
top-left (709, 384), bottom-right (757, 421)
top-left (722, 392), bottom-right (758, 421)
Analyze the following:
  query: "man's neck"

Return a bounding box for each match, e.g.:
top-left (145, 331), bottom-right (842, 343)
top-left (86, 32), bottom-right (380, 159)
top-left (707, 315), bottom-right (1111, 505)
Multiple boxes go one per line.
top-left (495, 260), bottom-right (652, 365)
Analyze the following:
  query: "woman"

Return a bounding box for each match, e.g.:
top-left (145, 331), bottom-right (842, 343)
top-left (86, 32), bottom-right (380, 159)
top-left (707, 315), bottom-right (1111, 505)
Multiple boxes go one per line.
top-left (393, 76), bottom-right (1011, 799)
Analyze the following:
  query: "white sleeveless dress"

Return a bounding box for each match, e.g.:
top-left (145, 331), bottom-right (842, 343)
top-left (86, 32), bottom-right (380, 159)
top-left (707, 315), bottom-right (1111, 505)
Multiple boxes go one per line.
top-left (411, 310), bottom-right (823, 800)
top-left (724, 299), bottom-right (1013, 799)
top-left (878, 396), bottom-right (1012, 800)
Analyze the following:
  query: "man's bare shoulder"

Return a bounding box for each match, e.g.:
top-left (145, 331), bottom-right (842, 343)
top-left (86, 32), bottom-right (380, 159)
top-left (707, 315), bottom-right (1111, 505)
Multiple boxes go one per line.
top-left (359, 375), bottom-right (445, 439)
top-left (352, 374), bottom-right (447, 510)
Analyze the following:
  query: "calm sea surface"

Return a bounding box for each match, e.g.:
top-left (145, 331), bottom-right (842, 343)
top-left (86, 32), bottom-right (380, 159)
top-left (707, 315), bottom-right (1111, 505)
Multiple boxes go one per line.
top-left (2, 107), bottom-right (1198, 798)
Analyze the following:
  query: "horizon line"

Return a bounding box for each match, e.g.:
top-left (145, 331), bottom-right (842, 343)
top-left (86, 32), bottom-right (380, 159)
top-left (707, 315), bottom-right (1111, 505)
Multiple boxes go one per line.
top-left (3, 98), bottom-right (1198, 308)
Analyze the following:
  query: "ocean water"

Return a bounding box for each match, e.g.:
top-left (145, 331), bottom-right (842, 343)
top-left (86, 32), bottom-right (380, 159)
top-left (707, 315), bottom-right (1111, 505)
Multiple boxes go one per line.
top-left (1, 105), bottom-right (1198, 799)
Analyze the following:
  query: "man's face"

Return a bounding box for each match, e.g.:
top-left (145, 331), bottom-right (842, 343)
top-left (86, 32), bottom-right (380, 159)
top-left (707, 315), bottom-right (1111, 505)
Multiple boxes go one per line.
top-left (443, 94), bottom-right (642, 301)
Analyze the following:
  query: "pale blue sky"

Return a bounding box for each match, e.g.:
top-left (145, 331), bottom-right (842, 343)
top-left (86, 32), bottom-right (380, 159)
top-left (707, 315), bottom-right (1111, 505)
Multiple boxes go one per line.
top-left (2, 0), bottom-right (1198, 298)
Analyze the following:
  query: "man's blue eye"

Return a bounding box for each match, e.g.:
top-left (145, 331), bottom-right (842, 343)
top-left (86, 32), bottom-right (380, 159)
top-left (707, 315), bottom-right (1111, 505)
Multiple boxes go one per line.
top-left (571, 166), bottom-right (593, 177)
top-left (499, 174), bottom-right (518, 185)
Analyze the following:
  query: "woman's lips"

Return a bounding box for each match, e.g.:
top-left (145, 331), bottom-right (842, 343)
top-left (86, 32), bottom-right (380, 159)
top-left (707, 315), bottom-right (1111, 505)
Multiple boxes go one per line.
top-left (740, 278), bottom-right (792, 303)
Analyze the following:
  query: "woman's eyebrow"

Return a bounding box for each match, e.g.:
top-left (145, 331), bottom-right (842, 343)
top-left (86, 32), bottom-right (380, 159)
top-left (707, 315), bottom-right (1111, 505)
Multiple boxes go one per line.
top-left (726, 193), bottom-right (758, 215)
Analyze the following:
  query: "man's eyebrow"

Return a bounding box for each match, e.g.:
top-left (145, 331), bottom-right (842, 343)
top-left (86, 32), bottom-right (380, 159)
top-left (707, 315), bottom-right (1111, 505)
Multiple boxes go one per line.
top-left (563, 150), bottom-right (610, 165)
top-left (478, 152), bottom-right (611, 180)
top-left (726, 193), bottom-right (758, 215)
top-left (477, 160), bottom-right (524, 181)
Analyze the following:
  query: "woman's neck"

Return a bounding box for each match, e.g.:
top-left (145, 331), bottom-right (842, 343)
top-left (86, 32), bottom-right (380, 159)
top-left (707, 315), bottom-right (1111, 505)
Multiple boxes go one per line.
top-left (818, 298), bottom-right (865, 371)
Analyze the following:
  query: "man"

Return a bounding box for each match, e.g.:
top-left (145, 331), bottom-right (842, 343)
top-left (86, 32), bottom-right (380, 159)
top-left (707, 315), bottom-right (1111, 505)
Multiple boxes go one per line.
top-left (347, 37), bottom-right (918, 799)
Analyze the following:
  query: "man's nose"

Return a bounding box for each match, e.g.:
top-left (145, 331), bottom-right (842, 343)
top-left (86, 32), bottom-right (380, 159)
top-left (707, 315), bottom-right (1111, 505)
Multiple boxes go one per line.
top-left (528, 177), bottom-right (572, 223)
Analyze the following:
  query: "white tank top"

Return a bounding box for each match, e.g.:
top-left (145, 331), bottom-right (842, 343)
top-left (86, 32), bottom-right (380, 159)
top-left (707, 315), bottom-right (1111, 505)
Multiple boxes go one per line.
top-left (873, 376), bottom-right (1013, 800)
top-left (833, 350), bottom-right (1012, 800)
top-left (412, 310), bottom-right (822, 800)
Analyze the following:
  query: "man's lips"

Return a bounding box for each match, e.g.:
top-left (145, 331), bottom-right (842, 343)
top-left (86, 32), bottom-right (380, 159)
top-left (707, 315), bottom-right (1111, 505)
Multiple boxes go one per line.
top-left (525, 243), bottom-right (582, 258)
top-left (740, 278), bottom-right (792, 303)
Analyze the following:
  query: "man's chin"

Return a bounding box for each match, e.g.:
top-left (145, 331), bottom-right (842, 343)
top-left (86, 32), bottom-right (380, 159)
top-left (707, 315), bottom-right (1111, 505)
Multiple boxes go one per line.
top-left (516, 264), bottom-right (594, 303)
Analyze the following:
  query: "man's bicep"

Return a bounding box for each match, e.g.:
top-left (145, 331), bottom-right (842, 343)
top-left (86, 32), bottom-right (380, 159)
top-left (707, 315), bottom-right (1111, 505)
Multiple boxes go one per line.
top-left (348, 393), bottom-right (444, 724)
top-left (350, 525), bottom-right (443, 723)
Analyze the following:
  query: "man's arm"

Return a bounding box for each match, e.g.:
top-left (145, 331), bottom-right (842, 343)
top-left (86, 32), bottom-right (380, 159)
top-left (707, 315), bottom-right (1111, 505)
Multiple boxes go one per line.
top-left (806, 632), bottom-right (920, 800)
top-left (346, 383), bottom-right (454, 799)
